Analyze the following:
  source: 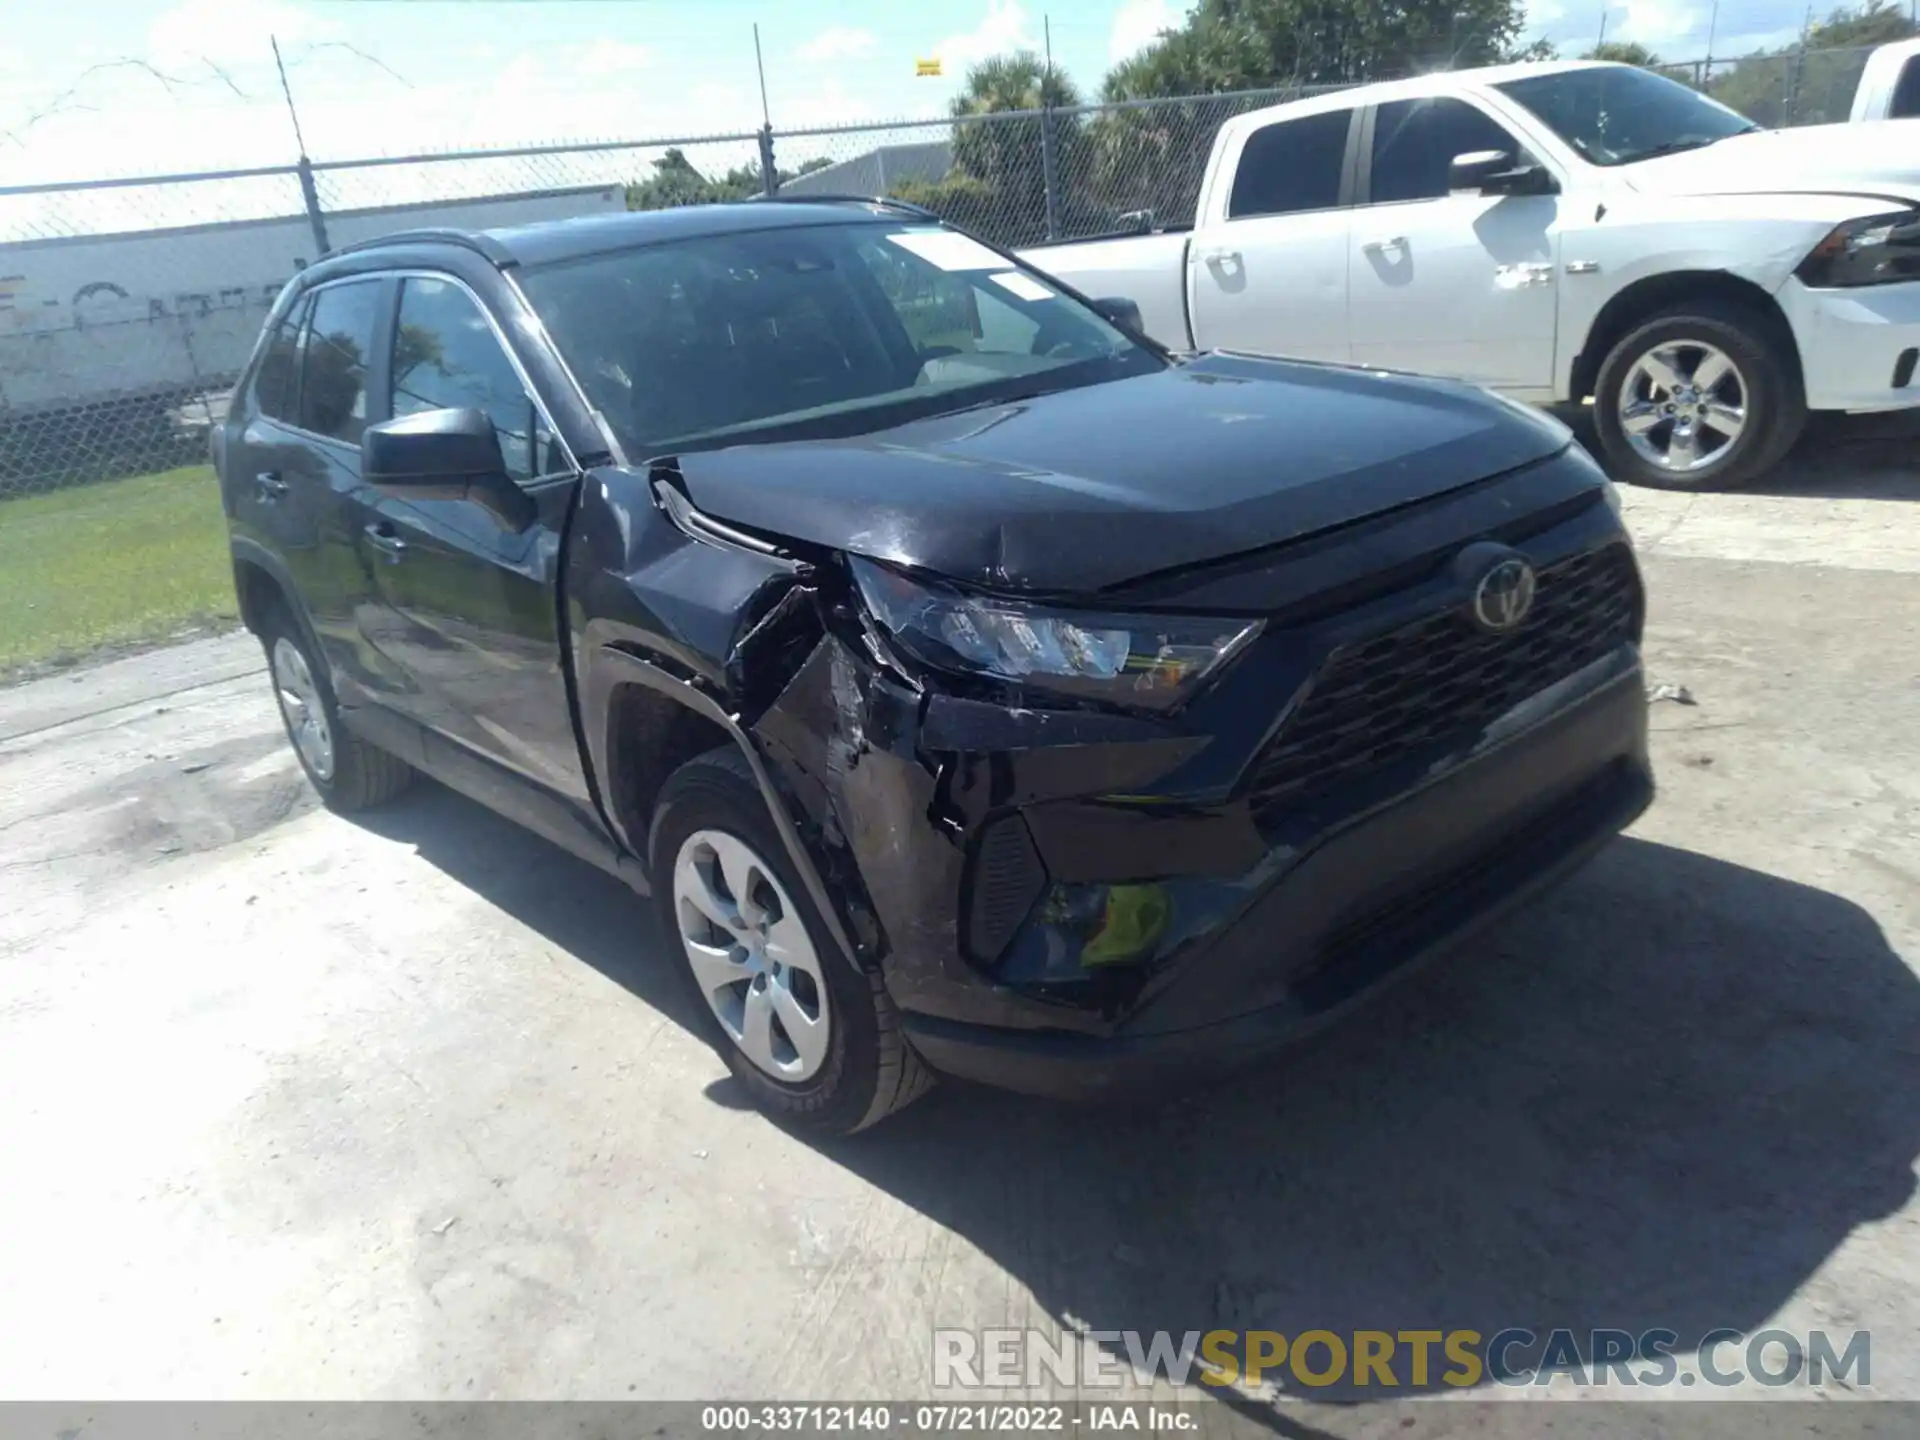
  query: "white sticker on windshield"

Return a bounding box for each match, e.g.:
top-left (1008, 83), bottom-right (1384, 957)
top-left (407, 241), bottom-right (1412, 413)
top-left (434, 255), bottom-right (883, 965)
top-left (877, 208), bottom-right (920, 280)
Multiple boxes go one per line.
top-left (988, 271), bottom-right (1056, 302)
top-left (886, 229), bottom-right (1006, 271)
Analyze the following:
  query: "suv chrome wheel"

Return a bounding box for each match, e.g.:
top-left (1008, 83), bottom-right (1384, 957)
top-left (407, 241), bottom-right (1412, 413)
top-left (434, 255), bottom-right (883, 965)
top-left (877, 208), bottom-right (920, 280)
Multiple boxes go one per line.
top-left (672, 828), bottom-right (831, 1082)
top-left (1617, 339), bottom-right (1749, 474)
top-left (272, 636), bottom-right (335, 782)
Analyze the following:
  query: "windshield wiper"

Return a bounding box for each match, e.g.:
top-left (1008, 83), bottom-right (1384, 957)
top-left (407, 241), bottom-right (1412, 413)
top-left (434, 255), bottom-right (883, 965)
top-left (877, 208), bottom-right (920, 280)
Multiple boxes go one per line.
top-left (1624, 129), bottom-right (1757, 162)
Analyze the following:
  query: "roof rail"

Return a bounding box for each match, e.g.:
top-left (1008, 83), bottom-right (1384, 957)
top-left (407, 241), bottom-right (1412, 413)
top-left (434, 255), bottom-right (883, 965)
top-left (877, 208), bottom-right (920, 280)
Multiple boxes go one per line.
top-left (744, 192), bottom-right (941, 222)
top-left (325, 226), bottom-right (518, 265)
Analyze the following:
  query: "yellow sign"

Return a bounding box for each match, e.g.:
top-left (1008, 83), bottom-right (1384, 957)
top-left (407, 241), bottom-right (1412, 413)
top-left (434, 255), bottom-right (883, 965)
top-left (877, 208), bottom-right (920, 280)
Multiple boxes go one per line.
top-left (915, 57), bottom-right (942, 76)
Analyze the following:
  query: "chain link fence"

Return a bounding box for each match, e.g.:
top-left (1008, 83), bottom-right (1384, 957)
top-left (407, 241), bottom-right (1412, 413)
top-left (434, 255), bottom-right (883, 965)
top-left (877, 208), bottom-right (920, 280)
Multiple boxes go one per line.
top-left (0, 44), bottom-right (1896, 668)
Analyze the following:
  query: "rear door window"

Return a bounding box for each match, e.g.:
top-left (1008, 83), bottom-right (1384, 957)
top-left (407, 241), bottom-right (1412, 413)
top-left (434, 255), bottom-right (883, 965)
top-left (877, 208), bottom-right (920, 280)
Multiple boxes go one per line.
top-left (298, 280), bottom-right (382, 444)
top-left (1227, 108), bottom-right (1354, 219)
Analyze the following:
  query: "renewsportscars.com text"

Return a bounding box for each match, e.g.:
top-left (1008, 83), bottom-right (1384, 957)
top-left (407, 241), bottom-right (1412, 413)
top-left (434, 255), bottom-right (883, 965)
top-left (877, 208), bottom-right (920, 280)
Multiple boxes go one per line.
top-left (932, 1326), bottom-right (1871, 1392)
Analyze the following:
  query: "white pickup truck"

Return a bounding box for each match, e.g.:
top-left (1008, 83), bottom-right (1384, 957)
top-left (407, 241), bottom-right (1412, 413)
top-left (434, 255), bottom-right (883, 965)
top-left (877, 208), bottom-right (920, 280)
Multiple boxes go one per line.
top-left (1851, 37), bottom-right (1920, 121)
top-left (1016, 60), bottom-right (1920, 489)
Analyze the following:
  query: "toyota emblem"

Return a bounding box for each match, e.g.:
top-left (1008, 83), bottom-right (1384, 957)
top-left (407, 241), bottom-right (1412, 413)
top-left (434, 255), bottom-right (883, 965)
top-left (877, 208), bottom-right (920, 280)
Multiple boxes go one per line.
top-left (1472, 557), bottom-right (1537, 633)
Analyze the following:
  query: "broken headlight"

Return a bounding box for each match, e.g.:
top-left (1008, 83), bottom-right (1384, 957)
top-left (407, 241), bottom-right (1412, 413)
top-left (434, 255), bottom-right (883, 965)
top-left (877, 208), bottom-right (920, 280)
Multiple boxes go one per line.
top-left (1796, 210), bottom-right (1920, 288)
top-left (850, 556), bottom-right (1261, 713)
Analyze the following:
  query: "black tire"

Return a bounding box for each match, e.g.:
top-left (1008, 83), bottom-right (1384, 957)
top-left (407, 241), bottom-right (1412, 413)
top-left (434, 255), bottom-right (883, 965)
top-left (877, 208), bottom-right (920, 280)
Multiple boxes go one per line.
top-left (1591, 299), bottom-right (1806, 492)
top-left (259, 602), bottom-right (412, 812)
top-left (649, 745), bottom-right (933, 1135)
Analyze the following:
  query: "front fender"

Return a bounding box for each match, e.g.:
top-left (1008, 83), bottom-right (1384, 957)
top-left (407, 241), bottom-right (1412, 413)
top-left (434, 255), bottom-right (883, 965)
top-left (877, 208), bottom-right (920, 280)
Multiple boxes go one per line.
top-left (1553, 194), bottom-right (1894, 397)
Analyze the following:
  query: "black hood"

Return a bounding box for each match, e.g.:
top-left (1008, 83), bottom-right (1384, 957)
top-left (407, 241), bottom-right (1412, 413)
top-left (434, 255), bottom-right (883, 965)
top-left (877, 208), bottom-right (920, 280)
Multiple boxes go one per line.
top-left (667, 351), bottom-right (1573, 596)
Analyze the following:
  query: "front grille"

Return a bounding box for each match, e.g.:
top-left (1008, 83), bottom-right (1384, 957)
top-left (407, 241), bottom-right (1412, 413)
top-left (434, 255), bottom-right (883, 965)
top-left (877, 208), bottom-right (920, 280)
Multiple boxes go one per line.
top-left (1248, 544), bottom-right (1639, 817)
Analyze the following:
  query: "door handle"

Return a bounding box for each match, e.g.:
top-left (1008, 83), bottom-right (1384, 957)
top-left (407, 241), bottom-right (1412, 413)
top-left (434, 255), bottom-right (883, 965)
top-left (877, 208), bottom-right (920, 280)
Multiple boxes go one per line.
top-left (1198, 247), bottom-right (1243, 267)
top-left (1361, 235), bottom-right (1409, 254)
top-left (254, 471), bottom-right (288, 502)
top-left (364, 522), bottom-right (408, 562)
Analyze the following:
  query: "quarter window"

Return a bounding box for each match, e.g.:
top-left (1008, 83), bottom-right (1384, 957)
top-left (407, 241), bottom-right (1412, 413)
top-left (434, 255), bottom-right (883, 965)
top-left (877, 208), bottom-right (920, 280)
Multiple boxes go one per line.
top-left (252, 297), bottom-right (308, 424)
top-left (1227, 108), bottom-right (1354, 219)
top-left (390, 276), bottom-right (547, 481)
top-left (298, 281), bottom-right (382, 444)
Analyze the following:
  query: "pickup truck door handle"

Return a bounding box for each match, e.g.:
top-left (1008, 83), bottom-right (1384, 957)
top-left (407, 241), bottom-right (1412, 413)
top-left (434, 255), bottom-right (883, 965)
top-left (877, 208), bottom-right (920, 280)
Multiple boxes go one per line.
top-left (253, 471), bottom-right (288, 502)
top-left (1198, 247), bottom-right (1242, 267)
top-left (364, 522), bottom-right (408, 562)
top-left (1361, 235), bottom-right (1409, 254)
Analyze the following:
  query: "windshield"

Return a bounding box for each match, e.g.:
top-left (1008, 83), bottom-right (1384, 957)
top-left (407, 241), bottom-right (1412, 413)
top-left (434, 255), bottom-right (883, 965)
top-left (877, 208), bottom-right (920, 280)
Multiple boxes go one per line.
top-left (517, 219), bottom-right (1161, 459)
top-left (1493, 65), bottom-right (1758, 167)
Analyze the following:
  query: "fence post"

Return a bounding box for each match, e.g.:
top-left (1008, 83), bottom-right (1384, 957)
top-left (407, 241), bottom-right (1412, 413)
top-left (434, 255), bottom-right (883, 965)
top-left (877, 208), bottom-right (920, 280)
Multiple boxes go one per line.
top-left (1040, 105), bottom-right (1061, 241)
top-left (296, 156), bottom-right (331, 256)
top-left (758, 125), bottom-right (779, 197)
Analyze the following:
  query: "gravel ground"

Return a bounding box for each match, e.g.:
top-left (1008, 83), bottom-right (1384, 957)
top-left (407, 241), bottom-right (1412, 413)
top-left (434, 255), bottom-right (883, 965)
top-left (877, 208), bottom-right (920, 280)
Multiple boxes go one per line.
top-left (2, 423), bottom-right (1916, 1433)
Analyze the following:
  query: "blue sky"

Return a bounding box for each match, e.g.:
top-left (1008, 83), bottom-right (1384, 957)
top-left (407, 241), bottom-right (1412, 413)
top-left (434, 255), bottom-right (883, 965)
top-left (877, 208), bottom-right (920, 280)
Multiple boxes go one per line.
top-left (0, 0), bottom-right (1821, 183)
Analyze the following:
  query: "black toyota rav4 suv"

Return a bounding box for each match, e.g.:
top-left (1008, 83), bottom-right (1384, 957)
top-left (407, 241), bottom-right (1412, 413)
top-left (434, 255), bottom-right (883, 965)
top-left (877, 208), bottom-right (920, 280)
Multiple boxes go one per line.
top-left (217, 198), bottom-right (1652, 1133)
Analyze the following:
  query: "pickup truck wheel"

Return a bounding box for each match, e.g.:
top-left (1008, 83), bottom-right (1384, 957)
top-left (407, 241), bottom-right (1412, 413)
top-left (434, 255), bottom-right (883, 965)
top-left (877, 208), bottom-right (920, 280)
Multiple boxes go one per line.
top-left (650, 746), bottom-right (933, 1135)
top-left (1592, 302), bottom-right (1805, 491)
top-left (260, 606), bottom-right (412, 812)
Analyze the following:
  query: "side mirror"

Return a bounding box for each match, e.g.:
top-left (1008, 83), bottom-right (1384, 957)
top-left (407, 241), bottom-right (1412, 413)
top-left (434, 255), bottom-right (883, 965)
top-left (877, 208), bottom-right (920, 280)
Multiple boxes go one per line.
top-left (1092, 295), bottom-right (1146, 335)
top-left (360, 406), bottom-right (536, 531)
top-left (1449, 149), bottom-right (1556, 196)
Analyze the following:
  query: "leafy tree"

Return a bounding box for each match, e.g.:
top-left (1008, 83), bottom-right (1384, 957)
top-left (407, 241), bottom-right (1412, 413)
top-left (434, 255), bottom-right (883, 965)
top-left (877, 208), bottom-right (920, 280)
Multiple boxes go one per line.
top-left (624, 149), bottom-right (835, 210)
top-left (1585, 40), bottom-right (1662, 65)
top-left (1708, 0), bottom-right (1916, 126)
top-left (1098, 0), bottom-right (1540, 97)
top-left (942, 52), bottom-right (1087, 246)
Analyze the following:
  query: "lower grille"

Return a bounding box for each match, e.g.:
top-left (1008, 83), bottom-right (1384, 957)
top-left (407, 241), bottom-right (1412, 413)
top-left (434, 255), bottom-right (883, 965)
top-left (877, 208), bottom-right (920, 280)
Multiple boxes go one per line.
top-left (965, 814), bottom-right (1047, 963)
top-left (1248, 544), bottom-right (1639, 817)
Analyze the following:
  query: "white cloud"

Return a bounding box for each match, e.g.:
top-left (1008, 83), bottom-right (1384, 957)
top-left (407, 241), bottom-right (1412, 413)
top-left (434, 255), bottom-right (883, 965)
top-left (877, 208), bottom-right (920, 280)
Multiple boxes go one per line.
top-left (1109, 0), bottom-right (1182, 66)
top-left (932, 0), bottom-right (1039, 75)
top-left (799, 27), bottom-right (880, 64)
top-left (1522, 0), bottom-right (1568, 30)
top-left (1609, 2), bottom-right (1704, 47)
top-left (575, 40), bottom-right (653, 78)
top-left (147, 0), bottom-right (335, 69)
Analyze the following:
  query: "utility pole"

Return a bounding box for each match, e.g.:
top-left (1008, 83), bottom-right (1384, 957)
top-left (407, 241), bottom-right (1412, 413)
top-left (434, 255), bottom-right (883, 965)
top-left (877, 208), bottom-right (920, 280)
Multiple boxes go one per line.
top-left (1040, 12), bottom-right (1060, 242)
top-left (272, 35), bottom-right (329, 257)
top-left (753, 22), bottom-right (777, 196)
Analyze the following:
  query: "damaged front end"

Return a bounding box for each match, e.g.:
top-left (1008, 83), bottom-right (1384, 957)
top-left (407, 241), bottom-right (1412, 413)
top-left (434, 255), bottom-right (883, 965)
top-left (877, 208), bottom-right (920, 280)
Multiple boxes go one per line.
top-left (581, 454), bottom-right (1652, 1093)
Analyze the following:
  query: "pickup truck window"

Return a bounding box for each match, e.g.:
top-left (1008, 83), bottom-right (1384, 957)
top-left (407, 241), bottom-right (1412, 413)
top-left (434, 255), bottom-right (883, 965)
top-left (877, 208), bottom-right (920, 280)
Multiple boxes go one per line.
top-left (1493, 65), bottom-right (1755, 166)
top-left (1894, 57), bottom-right (1920, 117)
top-left (391, 276), bottom-right (544, 482)
top-left (298, 280), bottom-right (382, 445)
top-left (1369, 97), bottom-right (1530, 203)
top-left (517, 221), bottom-right (1156, 457)
top-left (1228, 108), bottom-right (1353, 219)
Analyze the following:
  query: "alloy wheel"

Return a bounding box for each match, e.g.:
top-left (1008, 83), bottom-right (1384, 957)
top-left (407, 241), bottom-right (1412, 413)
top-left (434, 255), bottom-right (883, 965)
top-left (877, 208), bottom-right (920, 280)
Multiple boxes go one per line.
top-left (1617, 339), bottom-right (1750, 474)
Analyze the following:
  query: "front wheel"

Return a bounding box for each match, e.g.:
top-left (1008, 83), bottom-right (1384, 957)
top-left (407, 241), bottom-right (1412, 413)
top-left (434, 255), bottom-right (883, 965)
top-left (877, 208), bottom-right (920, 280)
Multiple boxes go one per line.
top-left (649, 746), bottom-right (933, 1135)
top-left (1591, 302), bottom-right (1806, 491)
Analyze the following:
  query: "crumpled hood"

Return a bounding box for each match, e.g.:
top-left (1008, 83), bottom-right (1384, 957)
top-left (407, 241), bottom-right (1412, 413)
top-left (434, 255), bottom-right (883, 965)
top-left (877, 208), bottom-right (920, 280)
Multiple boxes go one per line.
top-left (665, 352), bottom-right (1574, 596)
top-left (1620, 119), bottom-right (1920, 201)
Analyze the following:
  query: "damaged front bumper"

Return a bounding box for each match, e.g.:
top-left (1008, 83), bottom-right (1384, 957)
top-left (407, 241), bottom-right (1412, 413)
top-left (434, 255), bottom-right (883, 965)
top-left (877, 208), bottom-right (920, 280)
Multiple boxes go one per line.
top-left (742, 519), bottom-right (1654, 1103)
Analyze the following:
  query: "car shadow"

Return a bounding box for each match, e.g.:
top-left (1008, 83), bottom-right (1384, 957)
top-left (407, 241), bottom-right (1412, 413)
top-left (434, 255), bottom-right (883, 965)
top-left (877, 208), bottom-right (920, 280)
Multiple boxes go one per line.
top-left (345, 774), bottom-right (711, 1038)
top-left (1554, 404), bottom-right (1920, 503)
top-left (812, 834), bottom-right (1920, 1410)
top-left (351, 781), bottom-right (1919, 1416)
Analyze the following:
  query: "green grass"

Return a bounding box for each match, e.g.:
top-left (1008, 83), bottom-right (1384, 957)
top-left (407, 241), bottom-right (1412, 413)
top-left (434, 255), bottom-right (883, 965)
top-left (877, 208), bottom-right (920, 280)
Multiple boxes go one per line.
top-left (0, 465), bottom-right (237, 677)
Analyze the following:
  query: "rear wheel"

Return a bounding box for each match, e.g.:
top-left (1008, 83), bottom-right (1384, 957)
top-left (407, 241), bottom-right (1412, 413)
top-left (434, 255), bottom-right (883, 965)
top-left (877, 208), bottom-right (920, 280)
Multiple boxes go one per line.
top-left (649, 746), bottom-right (933, 1135)
top-left (260, 605), bottom-right (412, 812)
top-left (1591, 302), bottom-right (1805, 491)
